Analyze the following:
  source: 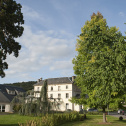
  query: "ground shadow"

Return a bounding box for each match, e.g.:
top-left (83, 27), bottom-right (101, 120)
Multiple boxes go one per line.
top-left (0, 124), bottom-right (18, 126)
top-left (114, 120), bottom-right (126, 123)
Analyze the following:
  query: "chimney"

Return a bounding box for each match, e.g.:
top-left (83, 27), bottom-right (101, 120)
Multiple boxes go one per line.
top-left (72, 76), bottom-right (75, 82)
top-left (37, 79), bottom-right (40, 83)
top-left (40, 77), bottom-right (42, 81)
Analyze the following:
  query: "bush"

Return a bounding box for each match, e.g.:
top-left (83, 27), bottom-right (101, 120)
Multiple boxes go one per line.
top-left (19, 112), bottom-right (86, 126)
top-left (13, 104), bottom-right (22, 112)
top-left (86, 112), bottom-right (102, 115)
top-left (119, 116), bottom-right (123, 121)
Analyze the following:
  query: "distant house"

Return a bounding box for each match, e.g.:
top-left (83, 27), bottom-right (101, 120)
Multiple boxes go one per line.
top-left (0, 85), bottom-right (25, 112)
top-left (34, 76), bottom-right (82, 111)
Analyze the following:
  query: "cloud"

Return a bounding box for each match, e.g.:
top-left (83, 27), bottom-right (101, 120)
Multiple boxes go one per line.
top-left (50, 60), bottom-right (73, 71)
top-left (21, 5), bottom-right (55, 30)
top-left (1, 3), bottom-right (77, 83)
top-left (22, 5), bottom-right (40, 19)
top-left (2, 25), bottom-right (76, 83)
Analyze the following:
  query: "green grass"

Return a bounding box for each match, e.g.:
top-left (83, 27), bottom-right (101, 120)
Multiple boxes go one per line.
top-left (0, 114), bottom-right (126, 126)
top-left (0, 113), bottom-right (38, 126)
top-left (61, 115), bottom-right (126, 126)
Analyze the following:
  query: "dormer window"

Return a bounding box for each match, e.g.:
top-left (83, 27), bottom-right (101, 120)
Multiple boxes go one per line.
top-left (8, 90), bottom-right (15, 95)
top-left (6, 88), bottom-right (15, 95)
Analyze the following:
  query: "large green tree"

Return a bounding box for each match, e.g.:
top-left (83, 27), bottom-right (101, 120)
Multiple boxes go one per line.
top-left (72, 12), bottom-right (126, 122)
top-left (0, 0), bottom-right (24, 77)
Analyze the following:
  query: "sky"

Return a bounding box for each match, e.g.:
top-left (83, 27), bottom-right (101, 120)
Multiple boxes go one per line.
top-left (1, 0), bottom-right (126, 84)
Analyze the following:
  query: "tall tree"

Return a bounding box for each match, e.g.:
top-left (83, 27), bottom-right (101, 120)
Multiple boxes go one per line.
top-left (0, 0), bottom-right (24, 77)
top-left (73, 12), bottom-right (126, 122)
top-left (38, 79), bottom-right (50, 115)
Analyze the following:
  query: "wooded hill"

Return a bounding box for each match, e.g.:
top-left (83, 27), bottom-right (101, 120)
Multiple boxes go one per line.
top-left (2, 81), bottom-right (37, 91)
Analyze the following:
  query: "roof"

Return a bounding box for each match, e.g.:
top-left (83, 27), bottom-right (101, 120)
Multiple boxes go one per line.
top-left (0, 85), bottom-right (25, 103)
top-left (0, 91), bottom-right (13, 103)
top-left (34, 77), bottom-right (73, 86)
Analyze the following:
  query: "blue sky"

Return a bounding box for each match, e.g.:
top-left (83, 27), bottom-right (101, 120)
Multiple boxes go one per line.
top-left (1, 0), bottom-right (126, 84)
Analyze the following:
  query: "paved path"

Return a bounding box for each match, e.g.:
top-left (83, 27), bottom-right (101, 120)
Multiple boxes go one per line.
top-left (109, 114), bottom-right (126, 119)
top-left (108, 112), bottom-right (126, 119)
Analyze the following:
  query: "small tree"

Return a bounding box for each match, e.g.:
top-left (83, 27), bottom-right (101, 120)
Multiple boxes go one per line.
top-left (73, 12), bottom-right (126, 122)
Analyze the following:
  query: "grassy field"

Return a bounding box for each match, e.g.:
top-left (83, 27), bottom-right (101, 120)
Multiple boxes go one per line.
top-left (0, 113), bottom-right (39, 126)
top-left (61, 115), bottom-right (126, 126)
top-left (0, 114), bottom-right (126, 126)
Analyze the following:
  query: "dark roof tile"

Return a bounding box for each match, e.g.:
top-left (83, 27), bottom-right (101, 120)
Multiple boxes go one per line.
top-left (34, 77), bottom-right (73, 86)
top-left (0, 85), bottom-right (25, 103)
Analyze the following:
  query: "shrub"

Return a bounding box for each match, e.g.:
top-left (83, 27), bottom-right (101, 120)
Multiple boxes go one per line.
top-left (119, 116), bottom-right (123, 121)
top-left (86, 112), bottom-right (102, 115)
top-left (13, 104), bottom-right (22, 112)
top-left (19, 112), bottom-right (85, 126)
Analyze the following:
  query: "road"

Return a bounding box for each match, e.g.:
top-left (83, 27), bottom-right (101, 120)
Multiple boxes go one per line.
top-left (107, 111), bottom-right (126, 119)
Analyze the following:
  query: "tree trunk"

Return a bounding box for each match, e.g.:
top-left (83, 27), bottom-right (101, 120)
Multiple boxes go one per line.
top-left (103, 107), bottom-right (106, 123)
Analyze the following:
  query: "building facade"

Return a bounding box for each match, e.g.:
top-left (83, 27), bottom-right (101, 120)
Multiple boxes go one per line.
top-left (34, 76), bottom-right (82, 111)
top-left (0, 85), bottom-right (25, 112)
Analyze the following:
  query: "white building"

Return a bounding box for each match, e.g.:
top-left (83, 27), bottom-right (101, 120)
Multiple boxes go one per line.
top-left (34, 76), bottom-right (82, 111)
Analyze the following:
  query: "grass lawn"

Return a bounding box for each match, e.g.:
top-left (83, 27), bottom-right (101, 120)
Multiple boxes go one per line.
top-left (0, 114), bottom-right (126, 126)
top-left (0, 113), bottom-right (38, 126)
top-left (61, 115), bottom-right (126, 126)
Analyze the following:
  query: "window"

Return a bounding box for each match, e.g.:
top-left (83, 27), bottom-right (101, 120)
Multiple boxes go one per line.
top-left (57, 103), bottom-right (60, 109)
top-left (8, 90), bottom-right (15, 95)
top-left (58, 94), bottom-right (61, 98)
top-left (58, 86), bottom-right (61, 91)
top-left (0, 105), bottom-right (5, 112)
top-left (50, 94), bottom-right (53, 98)
top-left (51, 86), bottom-right (53, 91)
top-left (66, 103), bottom-right (69, 109)
top-left (66, 85), bottom-right (68, 89)
top-left (80, 105), bottom-right (82, 111)
top-left (37, 87), bottom-right (39, 91)
top-left (2, 106), bottom-right (5, 112)
top-left (36, 93), bottom-right (39, 97)
top-left (66, 93), bottom-right (69, 98)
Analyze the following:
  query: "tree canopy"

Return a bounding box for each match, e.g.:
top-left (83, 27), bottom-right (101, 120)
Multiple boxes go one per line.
top-left (0, 0), bottom-right (24, 77)
top-left (4, 81), bottom-right (37, 91)
top-left (72, 12), bottom-right (126, 122)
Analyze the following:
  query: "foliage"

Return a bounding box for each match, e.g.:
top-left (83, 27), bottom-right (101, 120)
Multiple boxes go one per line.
top-left (72, 12), bottom-right (126, 122)
top-left (119, 116), bottom-right (123, 121)
top-left (16, 79), bottom-right (51, 116)
top-left (1, 114), bottom-right (126, 126)
top-left (86, 112), bottom-right (102, 115)
top-left (11, 92), bottom-right (26, 105)
top-left (13, 104), bottom-right (22, 112)
top-left (0, 0), bottom-right (24, 77)
top-left (3, 81), bottom-right (37, 91)
top-left (19, 111), bottom-right (83, 126)
top-left (37, 79), bottom-right (51, 115)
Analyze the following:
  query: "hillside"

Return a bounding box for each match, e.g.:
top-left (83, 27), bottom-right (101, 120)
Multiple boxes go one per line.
top-left (2, 81), bottom-right (37, 91)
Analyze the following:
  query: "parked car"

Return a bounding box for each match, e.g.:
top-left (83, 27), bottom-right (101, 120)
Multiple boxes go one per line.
top-left (118, 109), bottom-right (124, 115)
top-left (87, 108), bottom-right (98, 112)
